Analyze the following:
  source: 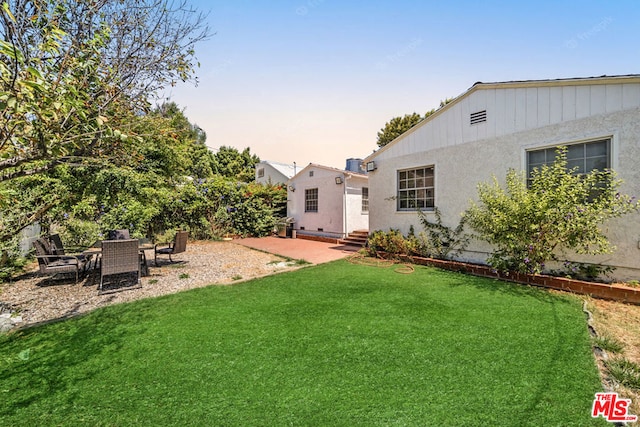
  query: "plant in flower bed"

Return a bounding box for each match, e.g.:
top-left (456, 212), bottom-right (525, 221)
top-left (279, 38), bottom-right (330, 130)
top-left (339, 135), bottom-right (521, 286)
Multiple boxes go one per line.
top-left (414, 208), bottom-right (470, 259)
top-left (465, 147), bottom-right (638, 275)
top-left (560, 261), bottom-right (616, 283)
top-left (605, 358), bottom-right (640, 390)
top-left (366, 229), bottom-right (416, 258)
top-left (367, 209), bottom-right (470, 261)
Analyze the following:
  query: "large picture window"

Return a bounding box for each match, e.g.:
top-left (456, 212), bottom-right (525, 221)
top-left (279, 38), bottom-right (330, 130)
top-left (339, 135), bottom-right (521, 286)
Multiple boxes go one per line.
top-left (397, 166), bottom-right (434, 211)
top-left (527, 139), bottom-right (611, 180)
top-left (305, 188), bottom-right (318, 212)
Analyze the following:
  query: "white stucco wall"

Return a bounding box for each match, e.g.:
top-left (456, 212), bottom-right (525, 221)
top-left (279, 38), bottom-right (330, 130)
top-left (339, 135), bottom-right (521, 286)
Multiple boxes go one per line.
top-left (287, 165), bottom-right (368, 237)
top-left (367, 78), bottom-right (640, 281)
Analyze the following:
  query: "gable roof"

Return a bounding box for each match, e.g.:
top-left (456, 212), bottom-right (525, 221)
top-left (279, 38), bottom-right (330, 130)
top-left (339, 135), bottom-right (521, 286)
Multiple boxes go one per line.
top-left (365, 74), bottom-right (640, 162)
top-left (288, 163), bottom-right (368, 183)
top-left (256, 160), bottom-right (297, 179)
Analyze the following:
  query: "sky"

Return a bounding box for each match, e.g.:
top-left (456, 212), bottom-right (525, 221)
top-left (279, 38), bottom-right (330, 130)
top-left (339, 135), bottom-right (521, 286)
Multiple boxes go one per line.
top-left (166, 1), bottom-right (640, 170)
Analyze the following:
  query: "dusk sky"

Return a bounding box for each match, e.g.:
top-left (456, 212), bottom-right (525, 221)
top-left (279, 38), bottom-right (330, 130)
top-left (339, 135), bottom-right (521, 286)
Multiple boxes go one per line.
top-left (167, 1), bottom-right (639, 170)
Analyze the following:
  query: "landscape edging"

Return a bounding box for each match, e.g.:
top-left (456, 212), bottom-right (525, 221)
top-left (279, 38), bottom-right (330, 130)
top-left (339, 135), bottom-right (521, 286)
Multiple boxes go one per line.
top-left (394, 254), bottom-right (640, 306)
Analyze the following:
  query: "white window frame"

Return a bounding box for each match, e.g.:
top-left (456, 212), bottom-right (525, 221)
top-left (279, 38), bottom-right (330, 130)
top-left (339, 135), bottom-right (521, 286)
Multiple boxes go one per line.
top-left (397, 166), bottom-right (435, 211)
top-left (361, 187), bottom-right (369, 213)
top-left (305, 188), bottom-right (318, 213)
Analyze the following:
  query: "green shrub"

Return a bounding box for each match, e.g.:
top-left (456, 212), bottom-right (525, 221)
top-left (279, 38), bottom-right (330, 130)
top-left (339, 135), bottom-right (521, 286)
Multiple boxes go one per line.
top-left (0, 246), bottom-right (28, 283)
top-left (593, 334), bottom-right (624, 354)
top-left (561, 261), bottom-right (615, 282)
top-left (605, 358), bottom-right (640, 390)
top-left (415, 208), bottom-right (470, 260)
top-left (367, 229), bottom-right (415, 258)
top-left (465, 147), bottom-right (638, 274)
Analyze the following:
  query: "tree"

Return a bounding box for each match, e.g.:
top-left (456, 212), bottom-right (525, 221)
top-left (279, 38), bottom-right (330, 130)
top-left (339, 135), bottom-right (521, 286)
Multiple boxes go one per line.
top-left (376, 98), bottom-right (453, 148)
top-left (0, 0), bottom-right (209, 246)
top-left (212, 146), bottom-right (260, 183)
top-left (376, 113), bottom-right (422, 148)
top-left (464, 147), bottom-right (639, 274)
top-left (0, 0), bottom-right (210, 182)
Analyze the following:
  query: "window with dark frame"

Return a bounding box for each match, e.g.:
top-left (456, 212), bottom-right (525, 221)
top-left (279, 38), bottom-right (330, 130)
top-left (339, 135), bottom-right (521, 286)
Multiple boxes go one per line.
top-left (527, 139), bottom-right (611, 185)
top-left (361, 187), bottom-right (369, 212)
top-left (305, 188), bottom-right (318, 212)
top-left (397, 166), bottom-right (434, 211)
top-left (257, 168), bottom-right (264, 178)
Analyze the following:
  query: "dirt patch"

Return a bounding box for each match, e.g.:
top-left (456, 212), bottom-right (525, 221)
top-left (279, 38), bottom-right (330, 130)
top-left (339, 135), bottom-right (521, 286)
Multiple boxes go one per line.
top-left (588, 297), bottom-right (640, 424)
top-left (0, 241), bottom-right (299, 329)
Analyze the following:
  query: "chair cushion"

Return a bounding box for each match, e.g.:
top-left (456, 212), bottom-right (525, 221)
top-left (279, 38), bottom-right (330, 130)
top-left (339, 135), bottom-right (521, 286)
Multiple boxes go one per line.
top-left (156, 247), bottom-right (175, 255)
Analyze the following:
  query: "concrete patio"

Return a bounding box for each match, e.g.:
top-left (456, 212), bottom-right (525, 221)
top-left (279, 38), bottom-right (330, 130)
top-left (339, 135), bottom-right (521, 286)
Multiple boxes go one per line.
top-left (236, 236), bottom-right (360, 264)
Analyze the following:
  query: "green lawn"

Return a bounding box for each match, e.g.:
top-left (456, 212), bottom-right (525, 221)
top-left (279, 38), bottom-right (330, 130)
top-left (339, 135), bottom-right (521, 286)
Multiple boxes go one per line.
top-left (0, 260), bottom-right (607, 426)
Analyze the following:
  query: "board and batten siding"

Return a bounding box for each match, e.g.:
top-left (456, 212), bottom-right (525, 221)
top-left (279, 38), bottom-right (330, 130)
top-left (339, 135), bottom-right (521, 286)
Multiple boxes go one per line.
top-left (375, 82), bottom-right (640, 162)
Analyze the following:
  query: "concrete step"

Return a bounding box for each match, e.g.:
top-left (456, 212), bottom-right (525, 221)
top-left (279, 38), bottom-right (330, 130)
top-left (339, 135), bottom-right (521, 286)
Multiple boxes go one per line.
top-left (338, 230), bottom-right (369, 247)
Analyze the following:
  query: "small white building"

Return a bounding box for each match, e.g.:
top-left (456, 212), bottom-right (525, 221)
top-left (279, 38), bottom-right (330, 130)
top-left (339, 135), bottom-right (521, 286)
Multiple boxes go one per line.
top-left (287, 164), bottom-right (369, 240)
top-left (364, 74), bottom-right (640, 281)
top-left (255, 160), bottom-right (297, 185)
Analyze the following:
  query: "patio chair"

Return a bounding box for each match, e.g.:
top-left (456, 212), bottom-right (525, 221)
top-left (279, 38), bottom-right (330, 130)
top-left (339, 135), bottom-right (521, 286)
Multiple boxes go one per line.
top-left (32, 238), bottom-right (88, 283)
top-left (107, 229), bottom-right (130, 240)
top-left (154, 231), bottom-right (188, 266)
top-left (100, 239), bottom-right (141, 293)
top-left (48, 234), bottom-right (90, 262)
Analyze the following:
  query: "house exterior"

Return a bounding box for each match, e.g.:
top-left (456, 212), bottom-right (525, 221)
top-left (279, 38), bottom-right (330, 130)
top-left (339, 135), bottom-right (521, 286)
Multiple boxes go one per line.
top-left (287, 163), bottom-right (369, 239)
top-left (364, 75), bottom-right (640, 281)
top-left (255, 160), bottom-right (297, 185)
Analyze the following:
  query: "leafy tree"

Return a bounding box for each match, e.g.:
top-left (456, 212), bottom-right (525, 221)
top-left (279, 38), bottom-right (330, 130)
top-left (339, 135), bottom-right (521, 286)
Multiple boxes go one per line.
top-left (376, 113), bottom-right (423, 148)
top-left (465, 147), bottom-right (639, 274)
top-left (0, 0), bottom-right (208, 244)
top-left (212, 146), bottom-right (260, 183)
top-left (0, 0), bottom-right (209, 181)
top-left (376, 98), bottom-right (453, 148)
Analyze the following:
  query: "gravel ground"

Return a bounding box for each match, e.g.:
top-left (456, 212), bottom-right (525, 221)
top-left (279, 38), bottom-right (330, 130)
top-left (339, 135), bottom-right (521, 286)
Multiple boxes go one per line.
top-left (0, 241), bottom-right (298, 330)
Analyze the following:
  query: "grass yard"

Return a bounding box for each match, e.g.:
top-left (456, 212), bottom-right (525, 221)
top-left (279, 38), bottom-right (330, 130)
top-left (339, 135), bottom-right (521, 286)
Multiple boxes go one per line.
top-left (0, 260), bottom-right (607, 426)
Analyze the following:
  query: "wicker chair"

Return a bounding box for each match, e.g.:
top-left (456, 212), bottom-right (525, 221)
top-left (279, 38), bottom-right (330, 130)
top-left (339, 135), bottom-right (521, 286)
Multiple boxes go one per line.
top-left (100, 239), bottom-right (140, 293)
top-left (154, 231), bottom-right (188, 266)
top-left (107, 229), bottom-right (130, 240)
top-left (48, 234), bottom-right (90, 262)
top-left (32, 238), bottom-right (88, 283)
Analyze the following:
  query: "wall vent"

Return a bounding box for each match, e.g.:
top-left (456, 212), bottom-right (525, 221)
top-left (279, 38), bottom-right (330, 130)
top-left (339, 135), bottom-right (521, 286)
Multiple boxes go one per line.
top-left (470, 110), bottom-right (487, 125)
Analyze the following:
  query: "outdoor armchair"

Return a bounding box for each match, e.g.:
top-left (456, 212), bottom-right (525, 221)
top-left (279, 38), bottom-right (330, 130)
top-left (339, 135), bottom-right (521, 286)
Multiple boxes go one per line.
top-left (154, 231), bottom-right (188, 266)
top-left (32, 238), bottom-right (88, 283)
top-left (48, 234), bottom-right (90, 262)
top-left (107, 229), bottom-right (130, 240)
top-left (100, 239), bottom-right (141, 293)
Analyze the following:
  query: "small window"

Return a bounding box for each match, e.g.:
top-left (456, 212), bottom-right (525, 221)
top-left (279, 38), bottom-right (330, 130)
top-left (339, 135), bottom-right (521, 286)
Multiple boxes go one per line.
top-left (470, 110), bottom-right (487, 125)
top-left (257, 168), bottom-right (265, 178)
top-left (305, 188), bottom-right (318, 212)
top-left (397, 166), bottom-right (434, 211)
top-left (309, 171), bottom-right (314, 177)
top-left (361, 187), bottom-right (369, 212)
